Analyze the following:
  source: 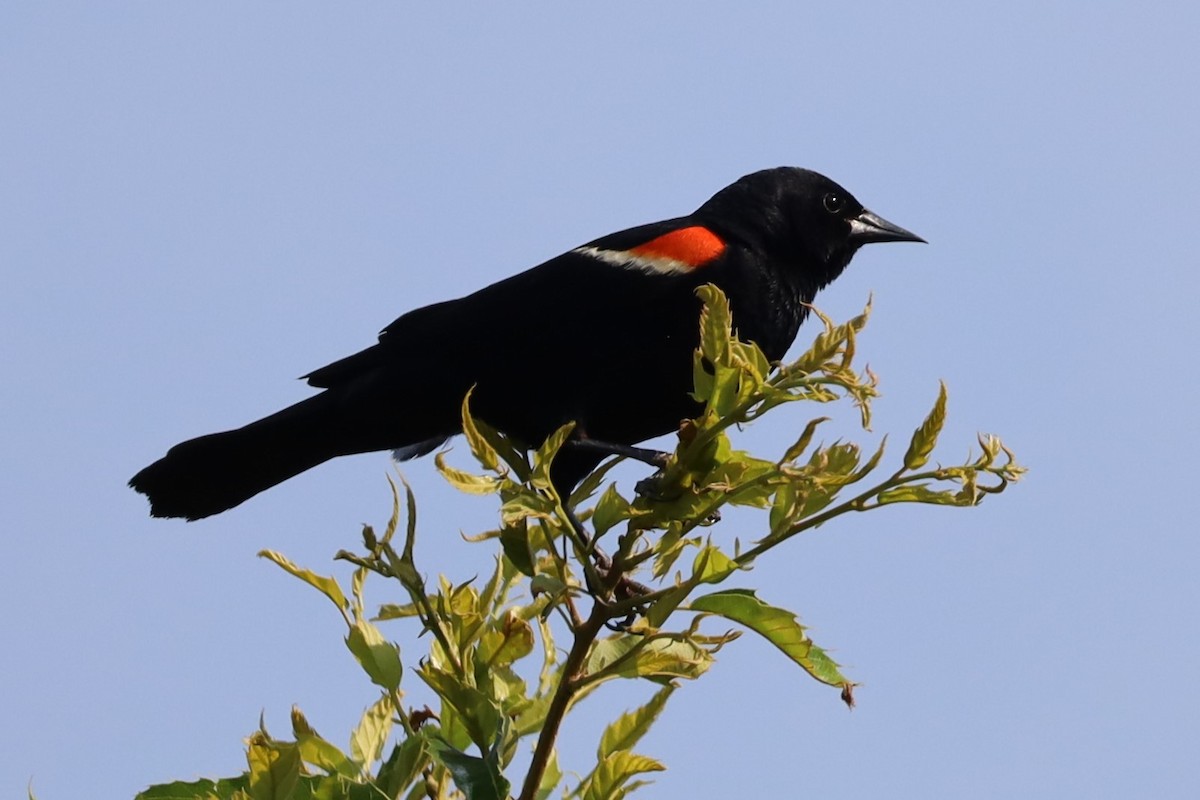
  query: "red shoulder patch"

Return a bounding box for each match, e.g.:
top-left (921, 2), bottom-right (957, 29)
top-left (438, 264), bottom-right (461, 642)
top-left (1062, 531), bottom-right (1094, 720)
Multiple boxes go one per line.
top-left (630, 226), bottom-right (726, 269)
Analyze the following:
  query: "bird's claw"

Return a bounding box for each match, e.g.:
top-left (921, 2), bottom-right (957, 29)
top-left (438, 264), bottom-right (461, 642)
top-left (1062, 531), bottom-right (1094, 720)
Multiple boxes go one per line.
top-left (635, 471), bottom-right (688, 502)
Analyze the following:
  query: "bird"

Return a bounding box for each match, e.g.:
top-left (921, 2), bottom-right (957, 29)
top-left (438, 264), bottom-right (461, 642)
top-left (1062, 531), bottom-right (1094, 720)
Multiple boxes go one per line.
top-left (130, 167), bottom-right (923, 520)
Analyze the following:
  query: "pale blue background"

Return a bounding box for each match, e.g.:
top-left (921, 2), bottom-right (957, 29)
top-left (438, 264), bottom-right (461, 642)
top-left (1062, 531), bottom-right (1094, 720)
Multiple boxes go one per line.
top-left (3, 3), bottom-right (1198, 798)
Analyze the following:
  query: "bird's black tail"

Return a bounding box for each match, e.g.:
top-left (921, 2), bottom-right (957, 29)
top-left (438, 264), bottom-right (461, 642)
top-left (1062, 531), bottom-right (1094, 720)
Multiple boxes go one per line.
top-left (129, 393), bottom-right (345, 520)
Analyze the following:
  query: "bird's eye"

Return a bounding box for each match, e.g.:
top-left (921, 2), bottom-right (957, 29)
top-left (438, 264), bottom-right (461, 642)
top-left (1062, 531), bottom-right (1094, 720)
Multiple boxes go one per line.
top-left (822, 193), bottom-right (846, 214)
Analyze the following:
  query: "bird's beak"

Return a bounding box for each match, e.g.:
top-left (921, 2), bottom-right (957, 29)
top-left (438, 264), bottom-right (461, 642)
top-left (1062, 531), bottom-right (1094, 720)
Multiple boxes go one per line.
top-left (848, 209), bottom-right (926, 245)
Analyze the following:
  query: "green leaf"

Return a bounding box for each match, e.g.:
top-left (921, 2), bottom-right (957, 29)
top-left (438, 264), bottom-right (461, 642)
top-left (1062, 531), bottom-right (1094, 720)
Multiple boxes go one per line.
top-left (436, 707), bottom-right (475, 753)
top-left (597, 685), bottom-right (675, 760)
top-left (645, 542), bottom-right (737, 630)
top-left (530, 573), bottom-right (568, 602)
top-left (643, 584), bottom-right (692, 629)
top-left (480, 663), bottom-right (528, 723)
top-left (500, 490), bottom-right (558, 526)
top-left (398, 475), bottom-right (419, 560)
top-left (731, 338), bottom-right (771, 383)
top-left (692, 543), bottom-right (738, 585)
top-left (136, 777), bottom-right (249, 800)
top-left (792, 482), bottom-right (836, 522)
top-left (435, 453), bottom-right (502, 495)
top-left (499, 519), bottom-right (537, 577)
top-left (579, 751), bottom-right (665, 800)
top-left (849, 436), bottom-right (887, 485)
top-left (688, 588), bottom-right (850, 688)
top-left (903, 381), bottom-right (948, 471)
top-left (290, 706), bottom-right (359, 779)
top-left (780, 417), bottom-right (830, 464)
top-left (530, 421), bottom-right (576, 491)
top-left (817, 441), bottom-right (862, 481)
top-left (533, 747), bottom-right (563, 800)
top-left (847, 295), bottom-right (873, 333)
top-left (345, 620), bottom-right (403, 691)
top-left (475, 415), bottom-right (533, 481)
top-left (375, 736), bottom-right (429, 799)
top-left (477, 553), bottom-right (514, 616)
top-left (649, 524), bottom-right (696, 580)
top-left (258, 551), bottom-right (347, 613)
top-left (691, 350), bottom-right (715, 402)
top-left (417, 665), bottom-right (502, 751)
top-left (349, 694), bottom-right (394, 769)
top-left (568, 453), bottom-right (624, 508)
top-left (460, 388), bottom-right (500, 472)
top-left (704, 451), bottom-right (776, 508)
top-left (246, 732), bottom-right (302, 800)
top-left (876, 483), bottom-right (971, 506)
top-left (535, 615), bottom-right (558, 688)
top-left (707, 363), bottom-right (743, 416)
top-left (791, 307), bottom-right (841, 373)
top-left (587, 635), bottom-right (714, 681)
top-left (591, 483), bottom-right (632, 538)
top-left (444, 590), bottom-right (477, 629)
top-left (350, 567), bottom-right (367, 621)
top-left (425, 736), bottom-right (511, 800)
top-left (976, 432), bottom-right (1005, 466)
top-left (381, 474), bottom-right (403, 546)
top-left (696, 284), bottom-right (732, 367)
top-left (375, 601), bottom-right (421, 621)
top-left (478, 608), bottom-right (535, 668)
top-left (769, 480), bottom-right (799, 534)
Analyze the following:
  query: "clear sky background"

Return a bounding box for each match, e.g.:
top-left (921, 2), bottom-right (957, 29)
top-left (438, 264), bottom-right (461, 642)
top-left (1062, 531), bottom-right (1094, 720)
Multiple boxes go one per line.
top-left (3, 3), bottom-right (1198, 798)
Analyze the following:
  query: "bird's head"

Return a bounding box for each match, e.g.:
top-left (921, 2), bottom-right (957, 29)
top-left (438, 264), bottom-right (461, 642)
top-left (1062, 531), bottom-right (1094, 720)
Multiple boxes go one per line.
top-left (696, 167), bottom-right (924, 289)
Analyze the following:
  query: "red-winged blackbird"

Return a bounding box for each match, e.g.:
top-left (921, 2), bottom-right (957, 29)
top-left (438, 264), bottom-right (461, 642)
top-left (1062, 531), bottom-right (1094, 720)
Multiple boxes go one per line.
top-left (130, 167), bottom-right (923, 520)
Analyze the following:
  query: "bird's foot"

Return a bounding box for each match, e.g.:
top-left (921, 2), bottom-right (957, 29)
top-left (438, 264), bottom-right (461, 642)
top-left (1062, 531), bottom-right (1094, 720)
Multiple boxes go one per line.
top-left (633, 473), bottom-right (721, 525)
top-left (633, 472), bottom-right (671, 501)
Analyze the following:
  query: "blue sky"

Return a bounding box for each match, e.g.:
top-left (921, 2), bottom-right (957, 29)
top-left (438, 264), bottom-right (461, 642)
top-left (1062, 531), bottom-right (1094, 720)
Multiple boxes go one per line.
top-left (3, 3), bottom-right (1198, 798)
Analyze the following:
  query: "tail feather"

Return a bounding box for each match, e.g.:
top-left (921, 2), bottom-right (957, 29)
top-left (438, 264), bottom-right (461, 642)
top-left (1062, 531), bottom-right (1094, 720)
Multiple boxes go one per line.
top-left (130, 395), bottom-right (343, 520)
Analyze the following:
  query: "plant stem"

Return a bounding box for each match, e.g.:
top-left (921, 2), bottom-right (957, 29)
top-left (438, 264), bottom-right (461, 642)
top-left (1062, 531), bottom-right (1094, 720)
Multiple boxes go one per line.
top-left (733, 468), bottom-right (952, 566)
top-left (381, 543), bottom-right (465, 678)
top-left (518, 599), bottom-right (609, 800)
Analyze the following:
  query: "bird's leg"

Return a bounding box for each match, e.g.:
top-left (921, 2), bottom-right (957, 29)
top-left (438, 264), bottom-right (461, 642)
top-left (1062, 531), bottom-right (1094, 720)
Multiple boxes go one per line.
top-left (566, 436), bottom-right (677, 507)
top-left (566, 434), bottom-right (721, 525)
top-left (565, 438), bottom-right (670, 469)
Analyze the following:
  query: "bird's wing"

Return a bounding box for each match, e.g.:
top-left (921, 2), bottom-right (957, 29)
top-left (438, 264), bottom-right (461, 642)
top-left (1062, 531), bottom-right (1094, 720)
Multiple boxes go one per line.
top-left (302, 300), bottom-right (460, 388)
top-left (301, 216), bottom-right (730, 389)
top-left (569, 217), bottom-right (729, 276)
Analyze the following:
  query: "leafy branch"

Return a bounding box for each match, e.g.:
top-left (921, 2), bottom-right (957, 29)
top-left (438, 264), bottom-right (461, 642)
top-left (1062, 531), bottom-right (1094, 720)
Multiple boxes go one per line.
top-left (135, 286), bottom-right (1023, 800)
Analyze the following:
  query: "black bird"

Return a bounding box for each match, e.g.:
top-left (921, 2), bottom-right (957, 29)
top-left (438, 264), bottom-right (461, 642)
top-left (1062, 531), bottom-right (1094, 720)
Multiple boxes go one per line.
top-left (130, 167), bottom-right (923, 520)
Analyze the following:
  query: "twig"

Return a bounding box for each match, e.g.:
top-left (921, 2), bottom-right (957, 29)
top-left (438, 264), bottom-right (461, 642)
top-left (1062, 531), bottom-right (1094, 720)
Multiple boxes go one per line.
top-left (518, 599), bottom-right (609, 800)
